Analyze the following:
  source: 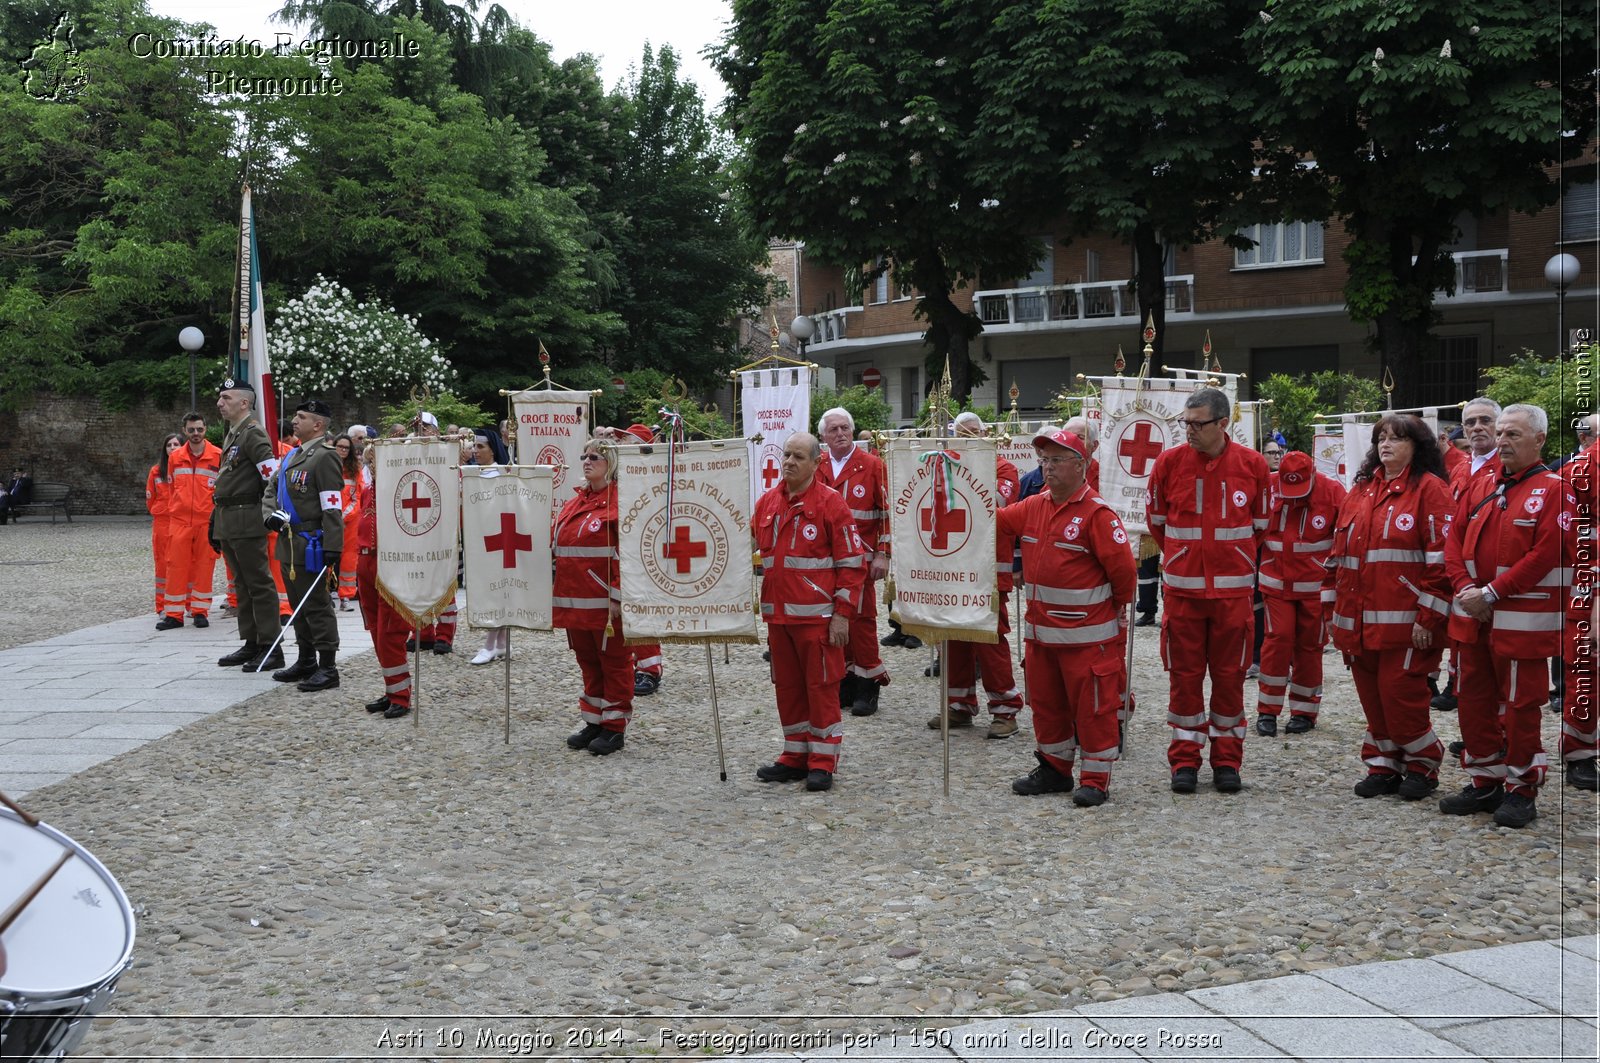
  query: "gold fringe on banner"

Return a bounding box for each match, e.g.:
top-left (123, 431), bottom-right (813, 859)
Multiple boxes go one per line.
top-left (376, 578), bottom-right (458, 631)
top-left (1137, 533), bottom-right (1160, 561)
top-left (625, 633), bottom-right (760, 647)
top-left (900, 623), bottom-right (999, 646)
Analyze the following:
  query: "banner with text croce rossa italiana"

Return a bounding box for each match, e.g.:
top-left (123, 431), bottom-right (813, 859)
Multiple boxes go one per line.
top-left (616, 439), bottom-right (758, 644)
top-left (1092, 376), bottom-right (1200, 537)
top-left (461, 465), bottom-right (554, 632)
top-left (374, 438), bottom-right (460, 627)
top-left (510, 390), bottom-right (588, 500)
top-left (886, 436), bottom-right (999, 645)
top-left (739, 366), bottom-right (810, 511)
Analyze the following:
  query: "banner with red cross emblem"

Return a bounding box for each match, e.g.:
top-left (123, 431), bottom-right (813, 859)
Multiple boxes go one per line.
top-left (739, 366), bottom-right (810, 511)
top-left (616, 439), bottom-right (758, 644)
top-left (886, 436), bottom-right (999, 644)
top-left (509, 390), bottom-right (590, 500)
top-left (374, 438), bottom-right (460, 626)
top-left (1092, 376), bottom-right (1199, 535)
top-left (461, 465), bottom-right (554, 632)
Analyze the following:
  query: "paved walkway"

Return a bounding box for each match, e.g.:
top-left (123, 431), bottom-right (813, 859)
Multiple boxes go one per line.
top-left (2, 612), bottom-right (1596, 1061)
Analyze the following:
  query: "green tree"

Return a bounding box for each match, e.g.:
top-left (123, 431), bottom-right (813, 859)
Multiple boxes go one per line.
top-left (1484, 346), bottom-right (1598, 461)
top-left (1255, 370), bottom-right (1387, 453)
top-left (1246, 0), bottom-right (1597, 406)
top-left (810, 384), bottom-right (891, 433)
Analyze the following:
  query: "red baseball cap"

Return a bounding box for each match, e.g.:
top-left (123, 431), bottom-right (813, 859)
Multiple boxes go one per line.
top-left (1277, 450), bottom-right (1315, 498)
top-left (1032, 427), bottom-right (1088, 461)
top-left (624, 423), bottom-right (655, 444)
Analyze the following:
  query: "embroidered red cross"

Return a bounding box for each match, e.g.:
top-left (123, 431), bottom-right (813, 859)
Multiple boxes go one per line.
top-left (920, 490), bottom-right (967, 552)
top-left (401, 482), bottom-right (433, 523)
top-left (484, 512), bottom-right (533, 569)
top-left (662, 524), bottom-right (708, 574)
top-left (761, 458), bottom-right (781, 490)
top-left (1118, 420), bottom-right (1164, 477)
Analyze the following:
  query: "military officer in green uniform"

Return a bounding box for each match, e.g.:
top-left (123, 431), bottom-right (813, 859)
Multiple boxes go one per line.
top-left (212, 379), bottom-right (285, 673)
top-left (263, 399), bottom-right (346, 692)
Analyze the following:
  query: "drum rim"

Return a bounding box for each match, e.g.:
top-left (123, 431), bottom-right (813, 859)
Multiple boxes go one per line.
top-left (0, 809), bottom-right (136, 1000)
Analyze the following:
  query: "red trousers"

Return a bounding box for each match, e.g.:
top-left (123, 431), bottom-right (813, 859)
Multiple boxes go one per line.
top-left (1025, 639), bottom-right (1123, 790)
top-left (844, 578), bottom-right (888, 686)
top-left (357, 554), bottom-right (410, 708)
top-left (423, 599), bottom-right (458, 646)
top-left (164, 520), bottom-right (217, 618)
top-left (337, 531), bottom-right (358, 600)
top-left (947, 600), bottom-right (1023, 718)
top-left (632, 643), bottom-right (664, 679)
top-left (1457, 639), bottom-right (1549, 796)
top-left (1161, 595), bottom-right (1253, 770)
top-left (768, 623), bottom-right (844, 772)
top-left (566, 627), bottom-right (633, 733)
top-left (1563, 620), bottom-right (1598, 763)
top-left (151, 516), bottom-right (169, 613)
top-left (1256, 596), bottom-right (1327, 720)
top-left (1348, 645), bottom-right (1444, 778)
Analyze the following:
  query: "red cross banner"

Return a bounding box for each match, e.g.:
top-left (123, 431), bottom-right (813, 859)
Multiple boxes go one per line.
top-left (1094, 376), bottom-right (1202, 535)
top-left (997, 426), bottom-right (1040, 480)
top-left (374, 438), bottom-right (461, 626)
top-left (509, 390), bottom-right (589, 499)
top-left (739, 366), bottom-right (810, 510)
top-left (886, 436), bottom-right (1000, 644)
top-left (461, 465), bottom-right (554, 632)
top-left (615, 439), bottom-right (758, 644)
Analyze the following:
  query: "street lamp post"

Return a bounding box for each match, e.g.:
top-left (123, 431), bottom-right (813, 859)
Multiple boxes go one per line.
top-left (179, 326), bottom-right (205, 412)
top-left (1545, 253), bottom-right (1581, 357)
top-left (789, 314), bottom-right (815, 360)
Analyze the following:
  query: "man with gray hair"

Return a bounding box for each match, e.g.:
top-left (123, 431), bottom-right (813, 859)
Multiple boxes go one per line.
top-left (1433, 396), bottom-right (1505, 714)
top-left (816, 406), bottom-right (892, 716)
top-left (1063, 415), bottom-right (1101, 492)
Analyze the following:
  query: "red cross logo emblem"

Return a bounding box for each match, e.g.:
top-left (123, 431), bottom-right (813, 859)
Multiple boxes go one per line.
top-left (392, 470), bottom-right (442, 537)
top-left (918, 488), bottom-right (969, 556)
top-left (401, 482), bottom-right (432, 523)
top-left (1117, 418), bottom-right (1165, 478)
top-left (484, 512), bottom-right (533, 569)
top-left (661, 524), bottom-right (708, 574)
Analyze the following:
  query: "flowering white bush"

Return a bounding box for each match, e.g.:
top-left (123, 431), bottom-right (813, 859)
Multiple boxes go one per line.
top-left (268, 275), bottom-right (455, 398)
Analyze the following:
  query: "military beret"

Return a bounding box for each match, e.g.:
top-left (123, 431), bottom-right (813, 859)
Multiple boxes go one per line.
top-left (296, 399), bottom-right (334, 419)
top-left (218, 378), bottom-right (255, 394)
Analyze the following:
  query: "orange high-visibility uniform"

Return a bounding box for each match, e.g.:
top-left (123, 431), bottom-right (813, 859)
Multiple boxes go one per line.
top-left (163, 440), bottom-right (221, 619)
top-left (146, 464), bottom-right (172, 613)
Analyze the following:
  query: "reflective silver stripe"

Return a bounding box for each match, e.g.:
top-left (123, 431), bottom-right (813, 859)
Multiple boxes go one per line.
top-left (1213, 525), bottom-right (1254, 541)
top-left (1163, 572), bottom-right (1207, 590)
top-left (1365, 548), bottom-right (1423, 563)
top-left (1491, 611), bottom-right (1563, 632)
top-left (1172, 728), bottom-right (1207, 745)
top-left (1331, 613), bottom-right (1355, 630)
top-left (385, 678), bottom-right (411, 694)
top-left (1320, 589), bottom-right (1337, 602)
top-left (1258, 691), bottom-right (1285, 706)
top-left (1400, 730), bottom-right (1441, 754)
top-left (553, 595), bottom-right (608, 609)
top-left (1334, 555), bottom-right (1359, 569)
top-left (1288, 682), bottom-right (1322, 697)
top-left (1148, 514), bottom-right (1166, 526)
top-left (1291, 580), bottom-right (1324, 594)
top-left (761, 602), bottom-right (775, 614)
top-left (996, 563), bottom-right (1012, 574)
top-left (381, 663), bottom-right (409, 677)
top-left (782, 721), bottom-right (809, 736)
top-left (1293, 538), bottom-right (1334, 552)
top-left (1253, 518), bottom-right (1269, 530)
top-left (555, 546), bottom-right (612, 558)
top-left (850, 508), bottom-right (887, 521)
top-left (783, 602), bottom-right (834, 617)
top-left (1213, 574), bottom-right (1255, 589)
top-left (1363, 609), bottom-right (1416, 625)
top-left (1038, 738), bottom-right (1077, 757)
top-left (1538, 567), bottom-right (1575, 587)
top-left (1258, 572), bottom-right (1284, 591)
top-left (1028, 583), bottom-right (1112, 606)
top-left (1464, 559), bottom-right (1478, 578)
top-left (782, 555), bottom-right (834, 569)
top-left (1164, 526), bottom-right (1202, 540)
top-left (1023, 618), bottom-right (1121, 644)
top-left (1167, 711), bottom-right (1206, 727)
top-left (836, 555), bottom-right (865, 568)
top-left (1194, 478), bottom-right (1203, 514)
top-left (1263, 540), bottom-right (1283, 552)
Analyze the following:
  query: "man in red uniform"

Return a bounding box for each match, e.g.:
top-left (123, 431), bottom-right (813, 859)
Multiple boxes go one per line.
top-left (1560, 417), bottom-right (1599, 790)
top-left (1443, 403), bottom-right (1573, 827)
top-left (159, 413), bottom-right (222, 630)
top-left (1255, 451), bottom-right (1345, 736)
top-left (930, 412), bottom-right (1024, 738)
top-left (753, 431), bottom-right (867, 792)
top-left (1145, 387), bottom-right (1270, 794)
top-left (816, 407), bottom-right (891, 717)
top-left (1434, 398), bottom-right (1505, 714)
top-left (998, 428), bottom-right (1136, 805)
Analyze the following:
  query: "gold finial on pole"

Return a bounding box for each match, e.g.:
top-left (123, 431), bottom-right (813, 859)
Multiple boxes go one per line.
top-left (1113, 345), bottom-right (1126, 376)
top-left (769, 314), bottom-right (781, 351)
top-left (1382, 367), bottom-right (1395, 410)
top-left (538, 340), bottom-right (552, 384)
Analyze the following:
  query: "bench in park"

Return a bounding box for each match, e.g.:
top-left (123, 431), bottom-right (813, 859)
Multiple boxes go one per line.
top-left (10, 481), bottom-right (72, 523)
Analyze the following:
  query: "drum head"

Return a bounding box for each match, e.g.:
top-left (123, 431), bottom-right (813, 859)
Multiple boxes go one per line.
top-left (0, 810), bottom-right (135, 998)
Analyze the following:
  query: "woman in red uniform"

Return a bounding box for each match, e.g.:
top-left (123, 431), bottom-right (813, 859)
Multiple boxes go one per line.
top-left (146, 433), bottom-right (182, 615)
top-left (332, 434), bottom-right (360, 610)
top-left (554, 438), bottom-right (632, 756)
top-left (1328, 415), bottom-right (1454, 801)
top-left (354, 442), bottom-right (412, 719)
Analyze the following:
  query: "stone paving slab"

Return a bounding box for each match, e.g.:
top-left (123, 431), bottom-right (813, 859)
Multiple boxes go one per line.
top-left (1434, 941), bottom-right (1599, 1017)
top-left (1078, 992), bottom-right (1282, 1060)
top-left (1310, 956), bottom-right (1554, 1028)
top-left (1433, 1016), bottom-right (1596, 1061)
top-left (1561, 934), bottom-right (1599, 961)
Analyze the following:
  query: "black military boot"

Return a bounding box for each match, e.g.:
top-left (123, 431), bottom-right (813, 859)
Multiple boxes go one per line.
top-left (245, 645), bottom-right (285, 672)
top-left (272, 654), bottom-right (317, 683)
top-left (218, 643), bottom-right (259, 667)
top-left (837, 674), bottom-right (858, 710)
top-left (851, 680), bottom-right (881, 717)
top-left (297, 650), bottom-right (340, 692)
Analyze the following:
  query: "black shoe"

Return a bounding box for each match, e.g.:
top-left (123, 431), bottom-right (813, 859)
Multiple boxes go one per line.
top-left (756, 762), bottom-right (808, 783)
top-left (901, 634), bottom-right (923, 650)
top-left (924, 658), bottom-right (941, 678)
top-left (192, 614), bottom-right (209, 629)
top-left (272, 658), bottom-right (317, 683)
top-left (1134, 612), bottom-right (1156, 628)
top-left (1013, 752), bottom-right (1073, 796)
top-left (1426, 674), bottom-right (1441, 698)
top-left (850, 680), bottom-right (880, 717)
top-left (155, 616), bottom-right (183, 631)
top-left (1284, 715), bottom-right (1315, 734)
top-left (1492, 792), bottom-right (1537, 828)
top-left (406, 637), bottom-right (436, 652)
top-left (837, 674), bottom-right (858, 710)
top-left (1353, 772), bottom-right (1402, 798)
top-left (880, 630), bottom-right (908, 647)
top-left (218, 643), bottom-right (260, 667)
top-left (588, 729), bottom-right (625, 756)
top-left (365, 696), bottom-right (390, 714)
top-left (1439, 783), bottom-right (1504, 815)
top-left (432, 641), bottom-right (452, 655)
top-left (1447, 739), bottom-right (1467, 756)
top-left (1568, 757), bottom-right (1599, 791)
top-left (805, 769), bottom-right (833, 792)
top-left (1256, 715), bottom-right (1277, 737)
top-left (762, 649), bottom-right (770, 661)
top-left (1431, 691), bottom-right (1458, 712)
top-left (1072, 785), bottom-right (1108, 807)
top-left (566, 723), bottom-right (603, 750)
top-left (244, 647), bottom-right (284, 673)
top-left (1171, 767), bottom-right (1198, 794)
top-left (297, 667), bottom-right (340, 692)
top-left (634, 672), bottom-right (660, 697)
top-left (1397, 772), bottom-right (1438, 801)
top-left (1213, 767), bottom-right (1242, 793)
top-left (383, 701), bottom-right (411, 719)
top-left (1549, 695), bottom-right (1563, 715)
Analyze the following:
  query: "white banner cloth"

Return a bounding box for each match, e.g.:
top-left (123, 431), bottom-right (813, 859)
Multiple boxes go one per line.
top-left (886, 437), bottom-right (999, 643)
top-left (998, 428), bottom-right (1040, 480)
top-left (375, 438), bottom-right (460, 626)
top-left (616, 440), bottom-right (758, 643)
top-left (510, 391), bottom-right (589, 499)
top-left (461, 466), bottom-right (554, 631)
top-left (1091, 376), bottom-right (1202, 536)
top-left (740, 366), bottom-right (810, 511)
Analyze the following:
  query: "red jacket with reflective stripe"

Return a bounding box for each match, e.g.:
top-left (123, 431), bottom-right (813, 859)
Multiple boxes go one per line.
top-left (1260, 473), bottom-right (1346, 601)
top-left (1329, 468), bottom-right (1453, 652)
top-left (167, 441), bottom-right (221, 526)
top-left (817, 446), bottom-right (889, 556)
top-left (994, 457), bottom-right (1020, 594)
top-left (552, 484), bottom-right (618, 630)
top-left (998, 482), bottom-right (1136, 647)
top-left (754, 476), bottom-right (866, 626)
top-left (1445, 465), bottom-right (1573, 656)
top-left (1144, 438), bottom-right (1270, 599)
top-left (1450, 452), bottom-right (1500, 501)
top-left (1561, 441), bottom-right (1598, 622)
top-left (146, 465), bottom-right (171, 519)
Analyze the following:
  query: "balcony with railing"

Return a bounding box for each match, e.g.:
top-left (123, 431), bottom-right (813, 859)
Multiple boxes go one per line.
top-left (973, 276), bottom-right (1195, 328)
top-left (810, 306), bottom-right (862, 346)
top-left (1443, 248), bottom-right (1509, 296)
